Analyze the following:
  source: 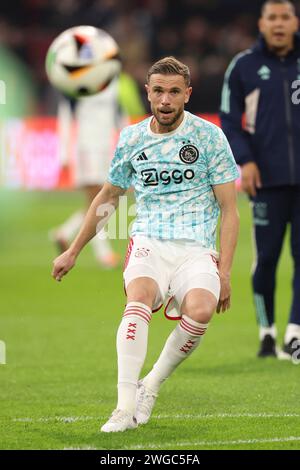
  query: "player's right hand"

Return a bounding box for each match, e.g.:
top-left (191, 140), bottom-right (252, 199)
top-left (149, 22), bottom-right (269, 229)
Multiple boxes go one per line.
top-left (241, 162), bottom-right (262, 197)
top-left (52, 250), bottom-right (76, 282)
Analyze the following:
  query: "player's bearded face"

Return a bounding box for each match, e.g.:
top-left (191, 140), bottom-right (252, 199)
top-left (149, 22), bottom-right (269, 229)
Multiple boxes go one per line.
top-left (152, 105), bottom-right (183, 128)
top-left (146, 74), bottom-right (192, 130)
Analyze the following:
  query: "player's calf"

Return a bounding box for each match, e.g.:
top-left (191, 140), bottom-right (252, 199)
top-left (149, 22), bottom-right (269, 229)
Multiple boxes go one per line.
top-left (137, 315), bottom-right (209, 424)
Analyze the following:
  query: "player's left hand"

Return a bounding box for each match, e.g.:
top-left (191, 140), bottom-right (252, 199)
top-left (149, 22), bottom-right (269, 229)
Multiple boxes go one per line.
top-left (52, 249), bottom-right (76, 282)
top-left (217, 274), bottom-right (231, 313)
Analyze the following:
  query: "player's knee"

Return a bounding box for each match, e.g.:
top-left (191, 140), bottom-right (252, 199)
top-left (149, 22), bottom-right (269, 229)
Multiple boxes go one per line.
top-left (127, 288), bottom-right (155, 310)
top-left (181, 290), bottom-right (217, 324)
top-left (126, 278), bottom-right (158, 310)
top-left (183, 304), bottom-right (214, 324)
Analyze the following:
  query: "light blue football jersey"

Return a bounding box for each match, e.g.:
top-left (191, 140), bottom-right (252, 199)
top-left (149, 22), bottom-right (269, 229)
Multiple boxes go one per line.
top-left (108, 111), bottom-right (239, 249)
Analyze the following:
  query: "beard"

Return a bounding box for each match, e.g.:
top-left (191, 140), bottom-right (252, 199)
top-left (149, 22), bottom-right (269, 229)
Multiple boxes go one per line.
top-left (151, 105), bottom-right (184, 129)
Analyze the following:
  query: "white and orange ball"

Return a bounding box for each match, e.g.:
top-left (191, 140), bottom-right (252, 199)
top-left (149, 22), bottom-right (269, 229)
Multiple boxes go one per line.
top-left (45, 26), bottom-right (121, 98)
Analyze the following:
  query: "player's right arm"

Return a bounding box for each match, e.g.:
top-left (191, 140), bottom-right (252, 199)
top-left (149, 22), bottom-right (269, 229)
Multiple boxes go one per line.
top-left (52, 182), bottom-right (126, 282)
top-left (220, 54), bottom-right (261, 196)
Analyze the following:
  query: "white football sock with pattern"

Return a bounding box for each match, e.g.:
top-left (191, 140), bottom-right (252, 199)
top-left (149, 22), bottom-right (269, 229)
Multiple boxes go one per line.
top-left (116, 302), bottom-right (152, 414)
top-left (142, 315), bottom-right (208, 394)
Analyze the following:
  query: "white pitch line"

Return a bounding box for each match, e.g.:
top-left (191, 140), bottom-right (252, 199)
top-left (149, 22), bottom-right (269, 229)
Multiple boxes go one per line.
top-left (63, 446), bottom-right (97, 450)
top-left (12, 416), bottom-right (97, 423)
top-left (11, 413), bottom-right (300, 423)
top-left (129, 436), bottom-right (300, 450)
top-left (155, 413), bottom-right (300, 419)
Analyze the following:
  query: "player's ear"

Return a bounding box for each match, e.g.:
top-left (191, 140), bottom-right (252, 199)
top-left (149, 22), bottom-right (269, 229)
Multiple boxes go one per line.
top-left (185, 87), bottom-right (192, 104)
top-left (145, 84), bottom-right (151, 102)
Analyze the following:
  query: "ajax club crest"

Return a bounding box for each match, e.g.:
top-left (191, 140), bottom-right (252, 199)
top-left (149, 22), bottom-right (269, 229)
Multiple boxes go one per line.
top-left (135, 248), bottom-right (150, 258)
top-left (179, 144), bottom-right (199, 164)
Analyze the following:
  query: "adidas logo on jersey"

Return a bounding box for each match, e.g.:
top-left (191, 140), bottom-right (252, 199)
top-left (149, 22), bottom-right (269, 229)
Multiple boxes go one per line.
top-left (137, 152), bottom-right (148, 161)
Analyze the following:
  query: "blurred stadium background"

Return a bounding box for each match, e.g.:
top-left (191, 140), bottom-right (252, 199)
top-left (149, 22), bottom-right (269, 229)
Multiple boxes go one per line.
top-left (1, 0), bottom-right (300, 451)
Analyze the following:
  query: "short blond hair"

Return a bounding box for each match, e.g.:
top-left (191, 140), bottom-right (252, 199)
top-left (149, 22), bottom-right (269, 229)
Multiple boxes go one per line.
top-left (147, 56), bottom-right (191, 86)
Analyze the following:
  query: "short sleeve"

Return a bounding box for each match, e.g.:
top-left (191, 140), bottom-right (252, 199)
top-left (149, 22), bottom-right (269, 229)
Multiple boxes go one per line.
top-left (107, 130), bottom-right (134, 190)
top-left (207, 125), bottom-right (240, 186)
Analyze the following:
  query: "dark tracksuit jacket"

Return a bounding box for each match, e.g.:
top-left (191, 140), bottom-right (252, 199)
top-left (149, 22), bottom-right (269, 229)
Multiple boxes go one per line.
top-left (220, 35), bottom-right (300, 326)
top-left (220, 34), bottom-right (300, 186)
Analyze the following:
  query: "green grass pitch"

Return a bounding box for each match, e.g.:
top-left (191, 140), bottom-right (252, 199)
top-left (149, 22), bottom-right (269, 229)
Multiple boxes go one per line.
top-left (0, 189), bottom-right (299, 450)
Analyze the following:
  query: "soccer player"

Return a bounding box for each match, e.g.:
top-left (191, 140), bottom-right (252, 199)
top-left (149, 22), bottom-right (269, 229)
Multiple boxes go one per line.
top-left (51, 73), bottom-right (145, 268)
top-left (52, 57), bottom-right (240, 432)
top-left (220, 0), bottom-right (300, 359)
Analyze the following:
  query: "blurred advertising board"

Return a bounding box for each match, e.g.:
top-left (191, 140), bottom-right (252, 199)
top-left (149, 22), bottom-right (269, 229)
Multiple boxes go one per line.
top-left (0, 117), bottom-right (74, 190)
top-left (0, 114), bottom-right (240, 190)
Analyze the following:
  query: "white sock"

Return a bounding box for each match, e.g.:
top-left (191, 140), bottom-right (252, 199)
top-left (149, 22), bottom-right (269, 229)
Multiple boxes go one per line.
top-left (142, 314), bottom-right (208, 394)
top-left (259, 324), bottom-right (277, 340)
top-left (116, 302), bottom-right (152, 414)
top-left (284, 323), bottom-right (300, 344)
top-left (57, 210), bottom-right (84, 241)
top-left (90, 231), bottom-right (114, 259)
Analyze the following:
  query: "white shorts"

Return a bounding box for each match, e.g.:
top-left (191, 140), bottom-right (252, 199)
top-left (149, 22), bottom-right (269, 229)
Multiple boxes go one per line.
top-left (123, 236), bottom-right (221, 320)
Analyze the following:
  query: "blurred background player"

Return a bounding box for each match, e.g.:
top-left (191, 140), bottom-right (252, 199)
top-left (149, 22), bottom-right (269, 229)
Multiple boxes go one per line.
top-left (51, 71), bottom-right (145, 268)
top-left (220, 0), bottom-right (300, 358)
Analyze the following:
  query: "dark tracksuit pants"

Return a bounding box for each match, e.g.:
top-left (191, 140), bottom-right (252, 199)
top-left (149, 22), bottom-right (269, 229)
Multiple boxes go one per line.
top-left (251, 186), bottom-right (300, 328)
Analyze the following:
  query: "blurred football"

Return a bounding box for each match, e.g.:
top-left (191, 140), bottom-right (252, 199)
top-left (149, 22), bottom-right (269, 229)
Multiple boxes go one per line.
top-left (45, 26), bottom-right (121, 98)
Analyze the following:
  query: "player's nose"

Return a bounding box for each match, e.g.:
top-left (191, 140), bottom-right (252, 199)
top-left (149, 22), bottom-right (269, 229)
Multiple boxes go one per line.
top-left (161, 93), bottom-right (171, 105)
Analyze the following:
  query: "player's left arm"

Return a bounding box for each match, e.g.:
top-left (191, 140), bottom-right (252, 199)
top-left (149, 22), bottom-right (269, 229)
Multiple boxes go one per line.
top-left (212, 181), bottom-right (240, 313)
